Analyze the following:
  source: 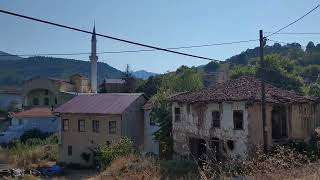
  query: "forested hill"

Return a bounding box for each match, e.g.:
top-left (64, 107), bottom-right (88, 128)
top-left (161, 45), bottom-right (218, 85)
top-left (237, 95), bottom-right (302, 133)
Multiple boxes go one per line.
top-left (227, 41), bottom-right (320, 65)
top-left (0, 56), bottom-right (124, 86)
top-left (226, 41), bottom-right (320, 95)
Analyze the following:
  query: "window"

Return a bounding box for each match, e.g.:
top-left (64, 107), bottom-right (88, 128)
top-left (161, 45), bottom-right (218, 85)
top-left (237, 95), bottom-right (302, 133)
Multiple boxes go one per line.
top-left (92, 120), bottom-right (100, 132)
top-left (109, 121), bottom-right (116, 134)
top-left (18, 119), bottom-right (23, 125)
top-left (45, 89), bottom-right (49, 95)
top-left (44, 97), bottom-right (50, 105)
top-left (68, 146), bottom-right (72, 156)
top-left (63, 119), bottom-right (69, 131)
top-left (227, 140), bottom-right (235, 151)
top-left (55, 98), bottom-right (58, 105)
top-left (212, 111), bottom-right (220, 128)
top-left (209, 138), bottom-right (220, 154)
top-left (78, 120), bottom-right (85, 132)
top-left (33, 97), bottom-right (39, 106)
top-left (233, 110), bottom-right (244, 130)
top-left (174, 108), bottom-right (181, 122)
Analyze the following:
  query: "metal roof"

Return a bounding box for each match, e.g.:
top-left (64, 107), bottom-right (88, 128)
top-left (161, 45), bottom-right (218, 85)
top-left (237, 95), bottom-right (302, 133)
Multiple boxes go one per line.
top-left (54, 93), bottom-right (144, 114)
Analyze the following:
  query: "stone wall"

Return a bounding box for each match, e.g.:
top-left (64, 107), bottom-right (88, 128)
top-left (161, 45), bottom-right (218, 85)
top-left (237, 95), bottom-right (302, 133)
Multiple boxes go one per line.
top-left (172, 101), bottom-right (249, 159)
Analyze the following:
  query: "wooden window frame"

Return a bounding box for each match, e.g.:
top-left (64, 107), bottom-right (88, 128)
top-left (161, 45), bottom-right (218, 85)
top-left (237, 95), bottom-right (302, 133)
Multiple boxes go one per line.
top-left (233, 110), bottom-right (244, 130)
top-left (63, 119), bottom-right (69, 131)
top-left (212, 111), bottom-right (220, 128)
top-left (174, 107), bottom-right (181, 122)
top-left (109, 121), bottom-right (116, 134)
top-left (78, 120), bottom-right (85, 132)
top-left (92, 120), bottom-right (100, 133)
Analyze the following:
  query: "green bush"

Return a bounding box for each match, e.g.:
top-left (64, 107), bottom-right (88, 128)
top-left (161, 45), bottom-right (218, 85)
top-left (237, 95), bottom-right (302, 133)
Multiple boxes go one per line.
top-left (94, 137), bottom-right (134, 169)
top-left (20, 128), bottom-right (51, 143)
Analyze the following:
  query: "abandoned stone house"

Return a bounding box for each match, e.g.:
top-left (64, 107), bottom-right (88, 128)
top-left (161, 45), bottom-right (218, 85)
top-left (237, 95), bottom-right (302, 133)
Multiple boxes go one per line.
top-left (170, 76), bottom-right (317, 160)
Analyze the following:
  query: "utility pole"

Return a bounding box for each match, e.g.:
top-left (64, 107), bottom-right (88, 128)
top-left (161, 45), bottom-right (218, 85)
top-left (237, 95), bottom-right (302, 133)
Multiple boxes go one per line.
top-left (260, 30), bottom-right (268, 153)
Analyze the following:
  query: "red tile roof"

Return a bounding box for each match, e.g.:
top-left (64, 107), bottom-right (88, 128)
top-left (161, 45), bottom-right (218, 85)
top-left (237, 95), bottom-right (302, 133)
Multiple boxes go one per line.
top-left (54, 93), bottom-right (144, 114)
top-left (170, 76), bottom-right (315, 104)
top-left (11, 108), bottom-right (54, 118)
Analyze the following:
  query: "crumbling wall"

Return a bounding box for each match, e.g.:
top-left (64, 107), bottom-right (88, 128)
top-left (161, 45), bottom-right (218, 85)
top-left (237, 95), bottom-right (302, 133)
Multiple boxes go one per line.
top-left (172, 101), bottom-right (249, 159)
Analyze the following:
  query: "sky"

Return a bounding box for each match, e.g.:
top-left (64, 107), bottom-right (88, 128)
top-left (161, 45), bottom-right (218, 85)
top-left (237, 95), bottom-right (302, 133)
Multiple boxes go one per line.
top-left (1, 0), bottom-right (320, 73)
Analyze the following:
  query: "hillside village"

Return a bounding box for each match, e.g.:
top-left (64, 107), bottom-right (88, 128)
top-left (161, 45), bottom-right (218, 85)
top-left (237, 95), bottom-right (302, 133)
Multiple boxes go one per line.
top-left (1, 2), bottom-right (320, 180)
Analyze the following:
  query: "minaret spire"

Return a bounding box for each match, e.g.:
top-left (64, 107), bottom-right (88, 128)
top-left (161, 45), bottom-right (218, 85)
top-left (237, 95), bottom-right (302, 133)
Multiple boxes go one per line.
top-left (90, 24), bottom-right (98, 93)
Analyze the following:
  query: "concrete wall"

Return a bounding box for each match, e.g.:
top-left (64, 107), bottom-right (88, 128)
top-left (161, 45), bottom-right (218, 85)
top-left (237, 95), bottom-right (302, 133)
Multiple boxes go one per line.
top-left (121, 96), bottom-right (146, 151)
top-left (22, 77), bottom-right (84, 108)
top-left (58, 113), bottom-right (122, 166)
top-left (143, 109), bottom-right (160, 155)
top-left (11, 116), bottom-right (58, 133)
top-left (26, 89), bottom-right (57, 107)
top-left (172, 101), bottom-right (249, 159)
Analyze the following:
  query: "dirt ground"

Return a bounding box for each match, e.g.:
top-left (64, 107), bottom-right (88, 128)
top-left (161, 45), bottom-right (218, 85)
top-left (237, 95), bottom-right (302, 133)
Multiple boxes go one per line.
top-left (52, 169), bottom-right (98, 180)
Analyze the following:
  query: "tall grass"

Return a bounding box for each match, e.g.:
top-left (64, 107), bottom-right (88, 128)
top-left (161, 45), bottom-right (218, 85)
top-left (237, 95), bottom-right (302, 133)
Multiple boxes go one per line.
top-left (0, 134), bottom-right (58, 168)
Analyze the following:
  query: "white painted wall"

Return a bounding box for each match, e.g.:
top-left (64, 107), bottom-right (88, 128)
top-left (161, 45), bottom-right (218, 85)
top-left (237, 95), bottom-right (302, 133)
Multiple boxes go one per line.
top-left (0, 116), bottom-right (58, 143)
top-left (172, 101), bottom-right (249, 159)
top-left (143, 109), bottom-right (160, 155)
top-left (11, 116), bottom-right (58, 133)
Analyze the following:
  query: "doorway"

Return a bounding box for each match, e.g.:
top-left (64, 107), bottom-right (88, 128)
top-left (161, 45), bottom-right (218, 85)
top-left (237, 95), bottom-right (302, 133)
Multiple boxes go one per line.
top-left (272, 105), bottom-right (287, 139)
top-left (189, 137), bottom-right (207, 162)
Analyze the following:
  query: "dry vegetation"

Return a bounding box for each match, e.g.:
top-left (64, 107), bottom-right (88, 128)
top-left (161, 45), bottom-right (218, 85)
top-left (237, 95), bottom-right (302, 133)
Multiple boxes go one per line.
top-left (0, 144), bottom-right (57, 169)
top-left (94, 145), bottom-right (320, 180)
top-left (96, 154), bottom-right (161, 180)
top-left (0, 134), bottom-right (58, 169)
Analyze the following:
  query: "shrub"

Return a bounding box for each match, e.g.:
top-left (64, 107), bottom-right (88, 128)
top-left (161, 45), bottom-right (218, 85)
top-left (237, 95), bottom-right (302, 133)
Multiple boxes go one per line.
top-left (20, 128), bottom-right (51, 143)
top-left (94, 137), bottom-right (134, 170)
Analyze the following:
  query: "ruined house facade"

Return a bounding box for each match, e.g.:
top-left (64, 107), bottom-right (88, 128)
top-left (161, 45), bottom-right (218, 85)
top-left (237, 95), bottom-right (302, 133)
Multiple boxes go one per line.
top-left (170, 76), bottom-right (316, 160)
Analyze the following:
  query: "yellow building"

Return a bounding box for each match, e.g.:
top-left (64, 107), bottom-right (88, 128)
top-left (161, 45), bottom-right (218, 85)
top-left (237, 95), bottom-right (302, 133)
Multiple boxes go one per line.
top-left (54, 93), bottom-right (146, 166)
top-left (23, 74), bottom-right (92, 108)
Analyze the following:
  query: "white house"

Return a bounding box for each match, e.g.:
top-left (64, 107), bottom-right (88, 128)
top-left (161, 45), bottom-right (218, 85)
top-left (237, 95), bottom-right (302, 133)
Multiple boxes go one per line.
top-left (0, 107), bottom-right (57, 143)
top-left (143, 100), bottom-right (160, 155)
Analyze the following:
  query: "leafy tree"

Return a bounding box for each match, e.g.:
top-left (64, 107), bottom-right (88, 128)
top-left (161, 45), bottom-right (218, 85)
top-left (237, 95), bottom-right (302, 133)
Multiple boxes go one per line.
top-left (150, 66), bottom-right (203, 158)
top-left (122, 64), bottom-right (138, 93)
top-left (231, 54), bottom-right (304, 92)
top-left (301, 65), bottom-right (320, 82)
top-left (136, 75), bottom-right (163, 97)
top-left (231, 65), bottom-right (257, 79)
top-left (309, 83), bottom-right (320, 96)
top-left (204, 61), bottom-right (220, 73)
top-left (306, 41), bottom-right (316, 53)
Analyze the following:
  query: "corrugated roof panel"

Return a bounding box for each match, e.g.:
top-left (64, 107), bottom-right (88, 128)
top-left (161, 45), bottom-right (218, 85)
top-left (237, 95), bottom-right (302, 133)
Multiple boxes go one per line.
top-left (54, 93), bottom-right (144, 114)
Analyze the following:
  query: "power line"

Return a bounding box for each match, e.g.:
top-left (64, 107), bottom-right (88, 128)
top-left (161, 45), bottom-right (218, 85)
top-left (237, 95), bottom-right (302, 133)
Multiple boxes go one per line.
top-left (0, 9), bottom-right (217, 61)
top-left (266, 3), bottom-right (320, 38)
top-left (266, 32), bottom-right (320, 35)
top-left (0, 39), bottom-right (259, 58)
